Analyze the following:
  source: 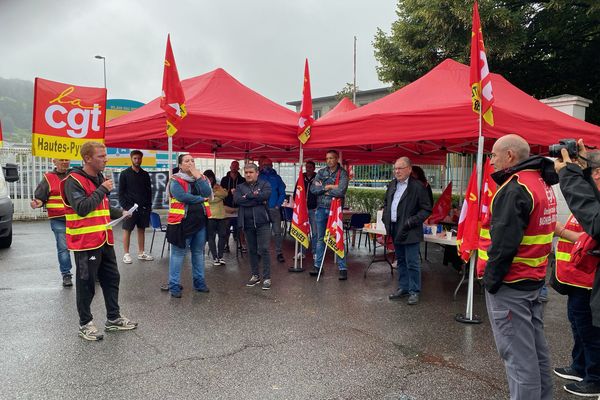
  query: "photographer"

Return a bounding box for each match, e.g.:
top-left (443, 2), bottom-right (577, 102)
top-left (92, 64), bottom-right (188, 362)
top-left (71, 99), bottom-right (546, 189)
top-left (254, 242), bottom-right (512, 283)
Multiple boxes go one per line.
top-left (554, 140), bottom-right (600, 396)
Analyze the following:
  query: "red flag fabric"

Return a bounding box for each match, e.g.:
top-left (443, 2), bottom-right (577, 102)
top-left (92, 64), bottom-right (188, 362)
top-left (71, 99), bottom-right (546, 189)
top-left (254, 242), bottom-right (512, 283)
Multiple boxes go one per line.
top-left (160, 34), bottom-right (187, 137)
top-left (470, 1), bottom-right (494, 126)
top-left (297, 59), bottom-right (314, 144)
top-left (479, 159), bottom-right (497, 222)
top-left (0, 120), bottom-right (3, 148)
top-left (325, 197), bottom-right (345, 258)
top-left (428, 181), bottom-right (453, 224)
top-left (456, 165), bottom-right (480, 261)
top-left (290, 167), bottom-right (310, 248)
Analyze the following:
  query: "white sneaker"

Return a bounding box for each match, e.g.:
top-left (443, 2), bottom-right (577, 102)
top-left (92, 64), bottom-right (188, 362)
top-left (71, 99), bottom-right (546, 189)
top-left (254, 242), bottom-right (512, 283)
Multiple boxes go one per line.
top-left (123, 253), bottom-right (133, 264)
top-left (212, 258), bottom-right (221, 266)
top-left (219, 258), bottom-right (226, 265)
top-left (137, 252), bottom-right (154, 261)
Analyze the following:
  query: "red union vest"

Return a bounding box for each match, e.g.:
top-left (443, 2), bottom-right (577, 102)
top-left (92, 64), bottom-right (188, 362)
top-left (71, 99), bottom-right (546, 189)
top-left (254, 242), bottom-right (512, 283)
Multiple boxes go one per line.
top-left (44, 172), bottom-right (66, 218)
top-left (60, 172), bottom-right (113, 251)
top-left (476, 170), bottom-right (557, 283)
top-left (167, 176), bottom-right (188, 224)
top-left (555, 214), bottom-right (593, 289)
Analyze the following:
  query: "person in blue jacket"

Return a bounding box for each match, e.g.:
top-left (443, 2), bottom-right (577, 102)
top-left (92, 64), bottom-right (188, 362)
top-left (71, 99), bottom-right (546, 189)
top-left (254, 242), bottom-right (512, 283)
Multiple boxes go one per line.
top-left (258, 157), bottom-right (287, 263)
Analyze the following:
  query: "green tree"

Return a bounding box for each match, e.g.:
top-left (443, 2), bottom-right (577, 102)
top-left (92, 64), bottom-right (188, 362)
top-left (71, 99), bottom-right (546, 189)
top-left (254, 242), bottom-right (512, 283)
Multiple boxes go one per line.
top-left (336, 82), bottom-right (358, 101)
top-left (373, 0), bottom-right (600, 124)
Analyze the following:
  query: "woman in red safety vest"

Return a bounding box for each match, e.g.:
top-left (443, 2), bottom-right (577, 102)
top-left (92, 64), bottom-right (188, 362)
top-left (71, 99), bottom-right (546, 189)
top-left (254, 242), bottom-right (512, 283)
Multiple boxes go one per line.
top-left (165, 154), bottom-right (213, 298)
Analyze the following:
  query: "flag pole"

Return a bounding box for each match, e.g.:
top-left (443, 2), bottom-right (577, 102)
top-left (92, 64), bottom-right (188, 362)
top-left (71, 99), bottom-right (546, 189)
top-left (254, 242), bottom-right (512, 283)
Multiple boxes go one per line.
top-left (289, 144), bottom-right (306, 273)
top-left (455, 108), bottom-right (483, 324)
top-left (317, 233), bottom-right (328, 282)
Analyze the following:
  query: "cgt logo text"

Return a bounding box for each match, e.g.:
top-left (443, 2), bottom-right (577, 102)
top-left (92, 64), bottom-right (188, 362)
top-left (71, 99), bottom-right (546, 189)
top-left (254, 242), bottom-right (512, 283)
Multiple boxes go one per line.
top-left (45, 87), bottom-right (103, 138)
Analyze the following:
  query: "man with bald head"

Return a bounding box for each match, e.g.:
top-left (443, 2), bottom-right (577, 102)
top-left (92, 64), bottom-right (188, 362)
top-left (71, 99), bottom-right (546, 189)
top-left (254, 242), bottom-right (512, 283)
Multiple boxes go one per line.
top-left (478, 134), bottom-right (558, 399)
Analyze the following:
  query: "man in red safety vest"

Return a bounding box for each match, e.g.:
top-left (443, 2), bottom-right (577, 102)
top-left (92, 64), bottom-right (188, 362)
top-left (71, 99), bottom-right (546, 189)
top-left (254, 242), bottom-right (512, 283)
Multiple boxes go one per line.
top-left (480, 134), bottom-right (558, 400)
top-left (61, 142), bottom-right (138, 341)
top-left (31, 158), bottom-right (73, 287)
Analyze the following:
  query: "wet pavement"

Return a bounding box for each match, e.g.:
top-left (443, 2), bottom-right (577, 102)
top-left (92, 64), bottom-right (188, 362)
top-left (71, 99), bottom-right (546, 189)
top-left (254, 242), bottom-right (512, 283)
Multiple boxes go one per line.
top-left (0, 220), bottom-right (576, 399)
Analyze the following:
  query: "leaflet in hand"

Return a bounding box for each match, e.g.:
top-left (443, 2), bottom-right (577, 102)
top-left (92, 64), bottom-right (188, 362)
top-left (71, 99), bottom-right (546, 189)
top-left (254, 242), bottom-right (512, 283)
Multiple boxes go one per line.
top-left (106, 203), bottom-right (138, 227)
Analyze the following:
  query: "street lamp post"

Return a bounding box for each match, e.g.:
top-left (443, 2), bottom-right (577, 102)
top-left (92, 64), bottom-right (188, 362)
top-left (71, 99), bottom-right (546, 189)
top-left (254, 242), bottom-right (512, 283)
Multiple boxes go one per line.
top-left (94, 55), bottom-right (106, 88)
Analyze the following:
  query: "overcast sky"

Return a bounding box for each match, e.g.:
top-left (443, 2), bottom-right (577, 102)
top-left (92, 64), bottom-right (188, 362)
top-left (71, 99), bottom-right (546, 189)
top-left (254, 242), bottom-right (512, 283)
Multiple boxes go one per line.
top-left (0, 0), bottom-right (397, 107)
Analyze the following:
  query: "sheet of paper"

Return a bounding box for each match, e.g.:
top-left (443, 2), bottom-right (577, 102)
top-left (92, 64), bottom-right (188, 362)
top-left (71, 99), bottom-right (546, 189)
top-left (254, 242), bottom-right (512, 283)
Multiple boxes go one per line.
top-left (106, 203), bottom-right (138, 227)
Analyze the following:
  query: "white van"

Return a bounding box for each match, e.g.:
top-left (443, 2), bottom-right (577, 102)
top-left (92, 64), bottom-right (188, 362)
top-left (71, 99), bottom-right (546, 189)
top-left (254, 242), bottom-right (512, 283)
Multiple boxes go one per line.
top-left (0, 163), bottom-right (19, 248)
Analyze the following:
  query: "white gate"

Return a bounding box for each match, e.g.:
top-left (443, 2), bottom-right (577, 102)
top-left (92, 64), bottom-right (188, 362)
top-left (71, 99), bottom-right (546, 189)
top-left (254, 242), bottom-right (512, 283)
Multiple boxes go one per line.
top-left (0, 145), bottom-right (53, 220)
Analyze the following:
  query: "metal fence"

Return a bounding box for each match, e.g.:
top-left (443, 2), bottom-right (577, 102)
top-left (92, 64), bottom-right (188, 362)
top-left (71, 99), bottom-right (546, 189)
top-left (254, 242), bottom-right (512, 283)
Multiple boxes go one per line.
top-left (0, 145), bottom-right (53, 220)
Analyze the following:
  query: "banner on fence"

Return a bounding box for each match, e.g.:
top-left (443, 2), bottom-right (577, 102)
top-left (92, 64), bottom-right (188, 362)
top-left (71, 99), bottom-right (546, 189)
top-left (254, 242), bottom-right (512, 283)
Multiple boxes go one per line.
top-left (32, 78), bottom-right (107, 160)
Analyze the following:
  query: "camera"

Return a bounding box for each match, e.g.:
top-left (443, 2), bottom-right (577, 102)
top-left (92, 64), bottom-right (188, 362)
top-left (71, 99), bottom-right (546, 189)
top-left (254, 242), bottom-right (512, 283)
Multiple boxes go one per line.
top-left (549, 139), bottom-right (578, 158)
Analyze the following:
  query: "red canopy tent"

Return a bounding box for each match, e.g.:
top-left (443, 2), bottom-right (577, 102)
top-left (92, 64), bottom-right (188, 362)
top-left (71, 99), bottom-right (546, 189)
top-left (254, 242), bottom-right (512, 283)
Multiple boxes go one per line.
top-left (307, 59), bottom-right (600, 153)
top-left (319, 97), bottom-right (357, 120)
top-left (105, 68), bottom-right (300, 156)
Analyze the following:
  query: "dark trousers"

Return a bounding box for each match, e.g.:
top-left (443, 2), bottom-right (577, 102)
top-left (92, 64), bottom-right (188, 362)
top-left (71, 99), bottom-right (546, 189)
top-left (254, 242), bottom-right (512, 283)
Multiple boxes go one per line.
top-left (244, 223), bottom-right (272, 279)
top-left (207, 218), bottom-right (228, 259)
top-left (74, 244), bottom-right (120, 326)
top-left (568, 287), bottom-right (600, 382)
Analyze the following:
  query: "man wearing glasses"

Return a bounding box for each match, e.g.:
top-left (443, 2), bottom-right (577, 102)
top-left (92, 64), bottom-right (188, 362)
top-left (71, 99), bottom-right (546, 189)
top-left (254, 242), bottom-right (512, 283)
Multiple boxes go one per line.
top-left (383, 157), bottom-right (432, 305)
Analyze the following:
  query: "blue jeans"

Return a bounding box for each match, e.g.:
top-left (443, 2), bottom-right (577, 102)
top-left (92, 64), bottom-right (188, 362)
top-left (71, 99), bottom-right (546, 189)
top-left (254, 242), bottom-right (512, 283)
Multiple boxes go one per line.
top-left (169, 228), bottom-right (207, 294)
top-left (300, 208), bottom-right (318, 257)
top-left (50, 218), bottom-right (72, 276)
top-left (314, 206), bottom-right (346, 270)
top-left (567, 287), bottom-right (600, 383)
top-left (244, 223), bottom-right (272, 279)
top-left (394, 242), bottom-right (421, 294)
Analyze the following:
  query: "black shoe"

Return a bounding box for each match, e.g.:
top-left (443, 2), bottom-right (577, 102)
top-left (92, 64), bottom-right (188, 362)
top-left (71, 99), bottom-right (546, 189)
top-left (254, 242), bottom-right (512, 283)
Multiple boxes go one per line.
top-left (554, 367), bottom-right (584, 382)
top-left (277, 253), bottom-right (285, 263)
top-left (170, 291), bottom-right (182, 298)
top-left (339, 270), bottom-right (347, 280)
top-left (564, 381), bottom-right (600, 396)
top-left (388, 289), bottom-right (410, 300)
top-left (407, 293), bottom-right (419, 305)
top-left (62, 275), bottom-right (73, 287)
top-left (309, 267), bottom-right (320, 276)
top-left (240, 247), bottom-right (247, 253)
top-left (194, 286), bottom-right (210, 293)
top-left (224, 245), bottom-right (230, 253)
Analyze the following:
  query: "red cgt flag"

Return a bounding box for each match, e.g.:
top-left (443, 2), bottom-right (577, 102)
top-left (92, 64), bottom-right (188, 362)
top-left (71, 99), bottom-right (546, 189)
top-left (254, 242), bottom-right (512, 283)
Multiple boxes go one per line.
top-left (456, 165), bottom-right (480, 262)
top-left (290, 167), bottom-right (310, 249)
top-left (470, 1), bottom-right (494, 126)
top-left (297, 59), bottom-right (314, 144)
top-left (325, 197), bottom-right (345, 258)
top-left (479, 159), bottom-right (497, 223)
top-left (428, 181), bottom-right (453, 224)
top-left (160, 34), bottom-right (187, 137)
top-left (0, 120), bottom-right (3, 148)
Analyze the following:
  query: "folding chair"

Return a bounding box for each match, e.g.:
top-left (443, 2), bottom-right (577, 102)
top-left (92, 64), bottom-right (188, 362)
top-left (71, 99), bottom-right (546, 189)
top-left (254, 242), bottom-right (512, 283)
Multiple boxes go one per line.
top-left (149, 212), bottom-right (169, 258)
top-left (344, 213), bottom-right (371, 251)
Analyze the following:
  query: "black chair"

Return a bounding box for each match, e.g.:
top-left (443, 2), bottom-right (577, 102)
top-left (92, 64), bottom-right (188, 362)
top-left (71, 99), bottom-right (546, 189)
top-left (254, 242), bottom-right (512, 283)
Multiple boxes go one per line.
top-left (345, 213), bottom-right (371, 251)
top-left (149, 212), bottom-right (168, 258)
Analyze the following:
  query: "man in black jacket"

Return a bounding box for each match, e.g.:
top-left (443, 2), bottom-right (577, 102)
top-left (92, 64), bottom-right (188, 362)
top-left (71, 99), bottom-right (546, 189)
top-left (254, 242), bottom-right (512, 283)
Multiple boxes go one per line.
top-left (555, 140), bottom-right (600, 396)
top-left (383, 157), bottom-right (432, 305)
top-left (482, 134), bottom-right (558, 400)
top-left (221, 160), bottom-right (246, 253)
top-left (234, 163), bottom-right (272, 290)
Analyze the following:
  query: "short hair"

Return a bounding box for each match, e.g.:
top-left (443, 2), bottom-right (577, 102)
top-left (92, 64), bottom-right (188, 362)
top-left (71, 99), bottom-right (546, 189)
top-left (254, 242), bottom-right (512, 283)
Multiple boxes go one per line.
top-left (130, 150), bottom-right (143, 158)
top-left (326, 150), bottom-right (339, 158)
top-left (306, 160), bottom-right (316, 167)
top-left (496, 134), bottom-right (530, 161)
top-left (244, 163), bottom-right (258, 172)
top-left (80, 142), bottom-right (105, 160)
top-left (395, 156), bottom-right (412, 168)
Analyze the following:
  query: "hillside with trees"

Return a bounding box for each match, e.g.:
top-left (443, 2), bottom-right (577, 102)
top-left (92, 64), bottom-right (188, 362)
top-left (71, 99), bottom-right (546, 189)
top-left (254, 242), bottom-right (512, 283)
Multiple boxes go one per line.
top-left (0, 77), bottom-right (33, 144)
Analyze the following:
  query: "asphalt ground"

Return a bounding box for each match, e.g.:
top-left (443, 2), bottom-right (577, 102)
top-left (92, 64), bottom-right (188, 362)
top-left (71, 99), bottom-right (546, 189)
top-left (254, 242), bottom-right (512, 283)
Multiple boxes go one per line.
top-left (0, 220), bottom-right (577, 400)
